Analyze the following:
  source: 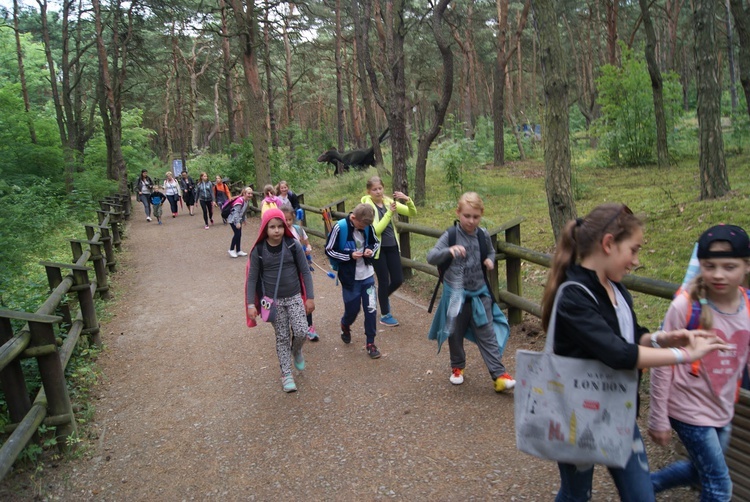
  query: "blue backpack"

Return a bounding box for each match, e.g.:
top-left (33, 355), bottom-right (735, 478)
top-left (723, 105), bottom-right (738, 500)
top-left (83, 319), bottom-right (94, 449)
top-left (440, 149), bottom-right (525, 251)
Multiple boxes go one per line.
top-left (327, 219), bottom-right (370, 271)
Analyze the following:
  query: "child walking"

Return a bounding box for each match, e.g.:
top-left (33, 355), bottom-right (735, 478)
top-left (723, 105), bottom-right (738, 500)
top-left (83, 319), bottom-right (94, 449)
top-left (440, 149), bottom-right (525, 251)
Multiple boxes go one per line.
top-left (280, 204), bottom-right (319, 341)
top-left (227, 187), bottom-right (252, 258)
top-left (260, 184), bottom-right (282, 215)
top-left (325, 203), bottom-right (381, 358)
top-left (214, 175), bottom-right (231, 223)
top-left (149, 186), bottom-right (167, 225)
top-left (541, 203), bottom-right (727, 501)
top-left (649, 224), bottom-right (750, 501)
top-left (195, 172), bottom-right (215, 229)
top-left (246, 208), bottom-right (315, 393)
top-left (426, 192), bottom-right (514, 392)
top-left (361, 176), bottom-right (417, 327)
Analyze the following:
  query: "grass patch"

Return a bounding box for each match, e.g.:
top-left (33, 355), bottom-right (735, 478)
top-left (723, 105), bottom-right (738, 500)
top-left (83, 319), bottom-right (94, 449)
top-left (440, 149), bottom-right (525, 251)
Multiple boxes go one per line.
top-left (302, 149), bottom-right (750, 331)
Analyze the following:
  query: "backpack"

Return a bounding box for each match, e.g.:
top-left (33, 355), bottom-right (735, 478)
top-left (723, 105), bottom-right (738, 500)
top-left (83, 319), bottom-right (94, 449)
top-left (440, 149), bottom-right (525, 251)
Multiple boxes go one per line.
top-left (326, 218), bottom-right (370, 271)
top-left (428, 223), bottom-right (491, 313)
top-left (221, 196), bottom-right (241, 220)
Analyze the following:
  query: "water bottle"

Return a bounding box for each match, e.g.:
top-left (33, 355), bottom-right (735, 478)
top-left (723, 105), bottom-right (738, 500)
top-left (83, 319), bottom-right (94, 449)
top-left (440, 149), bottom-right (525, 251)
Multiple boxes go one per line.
top-left (296, 208), bottom-right (304, 221)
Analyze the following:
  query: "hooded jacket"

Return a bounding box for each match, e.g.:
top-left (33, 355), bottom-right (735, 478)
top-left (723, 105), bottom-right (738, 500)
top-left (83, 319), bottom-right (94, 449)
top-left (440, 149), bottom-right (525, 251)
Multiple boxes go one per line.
top-left (244, 208), bottom-right (314, 328)
top-left (324, 213), bottom-right (380, 289)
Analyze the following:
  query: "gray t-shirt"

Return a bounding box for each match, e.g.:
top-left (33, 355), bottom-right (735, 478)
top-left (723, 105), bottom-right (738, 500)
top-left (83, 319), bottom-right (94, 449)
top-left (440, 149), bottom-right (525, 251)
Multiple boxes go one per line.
top-left (426, 225), bottom-right (495, 292)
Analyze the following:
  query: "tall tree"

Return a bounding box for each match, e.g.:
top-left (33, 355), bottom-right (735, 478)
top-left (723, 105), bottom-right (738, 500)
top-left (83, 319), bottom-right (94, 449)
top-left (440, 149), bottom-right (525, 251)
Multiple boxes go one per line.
top-left (415, 0), bottom-right (452, 206)
top-left (531, 0), bottom-right (576, 241)
top-left (219, 0), bottom-right (238, 150)
top-left (729, 0), bottom-right (750, 119)
top-left (227, 0), bottom-right (271, 187)
top-left (263, 1), bottom-right (278, 149)
top-left (638, 0), bottom-right (669, 167)
top-left (335, 0), bottom-right (345, 172)
top-left (13, 0), bottom-right (36, 144)
top-left (694, 0), bottom-right (730, 199)
top-left (492, 0), bottom-right (530, 167)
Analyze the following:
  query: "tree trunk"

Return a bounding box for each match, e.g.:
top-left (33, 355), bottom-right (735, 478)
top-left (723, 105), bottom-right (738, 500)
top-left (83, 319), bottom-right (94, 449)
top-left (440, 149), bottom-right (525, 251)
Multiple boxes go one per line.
top-left (531, 0), bottom-right (576, 241)
top-left (228, 0), bottom-right (271, 187)
top-left (346, 43), bottom-right (364, 148)
top-left (219, 0), bottom-right (238, 151)
top-left (13, 0), bottom-right (36, 144)
top-left (639, 0), bottom-right (669, 167)
top-left (92, 0), bottom-right (128, 192)
top-left (384, 0), bottom-right (408, 194)
top-left (415, 0), bottom-right (452, 206)
top-left (605, 0), bottom-right (619, 65)
top-left (726, 0), bottom-right (739, 114)
top-left (335, 0), bottom-right (346, 160)
top-left (352, 0), bottom-right (384, 167)
top-left (263, 2), bottom-right (278, 150)
top-left (694, 0), bottom-right (730, 199)
top-left (283, 3), bottom-right (295, 151)
top-left (505, 70), bottom-right (525, 160)
top-left (729, 0), bottom-right (750, 119)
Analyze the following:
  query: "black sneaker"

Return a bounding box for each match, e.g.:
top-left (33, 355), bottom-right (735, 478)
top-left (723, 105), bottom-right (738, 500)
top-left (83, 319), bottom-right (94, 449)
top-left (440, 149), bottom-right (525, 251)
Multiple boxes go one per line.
top-left (341, 324), bottom-right (351, 344)
top-left (366, 343), bottom-right (381, 359)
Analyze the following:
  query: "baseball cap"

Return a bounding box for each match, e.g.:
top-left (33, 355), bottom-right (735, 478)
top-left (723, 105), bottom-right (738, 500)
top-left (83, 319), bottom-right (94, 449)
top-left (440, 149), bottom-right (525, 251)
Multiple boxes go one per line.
top-left (697, 224), bottom-right (750, 259)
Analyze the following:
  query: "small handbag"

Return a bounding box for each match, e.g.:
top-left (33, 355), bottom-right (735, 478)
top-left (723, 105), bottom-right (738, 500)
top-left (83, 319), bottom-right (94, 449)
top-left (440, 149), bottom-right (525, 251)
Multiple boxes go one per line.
top-left (514, 281), bottom-right (639, 468)
top-left (260, 243), bottom-right (285, 323)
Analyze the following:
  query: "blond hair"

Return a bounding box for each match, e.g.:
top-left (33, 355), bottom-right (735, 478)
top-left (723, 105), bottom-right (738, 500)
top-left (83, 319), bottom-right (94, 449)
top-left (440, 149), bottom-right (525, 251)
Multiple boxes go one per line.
top-left (458, 192), bottom-right (485, 213)
top-left (352, 203), bottom-right (375, 225)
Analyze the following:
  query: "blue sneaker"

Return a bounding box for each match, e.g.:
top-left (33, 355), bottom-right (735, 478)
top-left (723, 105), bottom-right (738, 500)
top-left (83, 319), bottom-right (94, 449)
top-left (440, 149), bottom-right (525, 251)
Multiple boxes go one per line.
top-left (379, 313), bottom-right (399, 327)
top-left (293, 349), bottom-right (305, 371)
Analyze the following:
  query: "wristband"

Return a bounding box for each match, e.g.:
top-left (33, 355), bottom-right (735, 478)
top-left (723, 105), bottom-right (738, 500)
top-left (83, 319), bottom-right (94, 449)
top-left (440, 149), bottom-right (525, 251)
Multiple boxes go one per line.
top-left (670, 347), bottom-right (684, 364)
top-left (679, 347), bottom-right (691, 363)
top-left (651, 331), bottom-right (663, 348)
top-left (247, 304), bottom-right (256, 310)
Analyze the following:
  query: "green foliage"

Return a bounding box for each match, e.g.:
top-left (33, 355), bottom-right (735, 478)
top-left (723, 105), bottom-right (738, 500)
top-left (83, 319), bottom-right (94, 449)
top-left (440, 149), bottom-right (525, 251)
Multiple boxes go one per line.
top-left (594, 45), bottom-right (682, 166)
top-left (726, 111), bottom-right (750, 155)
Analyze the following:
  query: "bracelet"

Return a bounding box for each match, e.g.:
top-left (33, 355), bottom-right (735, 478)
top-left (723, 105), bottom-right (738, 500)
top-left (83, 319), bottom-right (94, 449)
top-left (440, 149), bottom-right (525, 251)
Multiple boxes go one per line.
top-left (670, 347), bottom-right (684, 364)
top-left (679, 347), bottom-right (691, 363)
top-left (651, 331), bottom-right (663, 348)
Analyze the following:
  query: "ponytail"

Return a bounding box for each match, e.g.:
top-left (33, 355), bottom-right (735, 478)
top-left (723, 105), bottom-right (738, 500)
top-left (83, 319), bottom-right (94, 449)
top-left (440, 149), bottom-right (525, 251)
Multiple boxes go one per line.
top-left (688, 276), bottom-right (714, 329)
top-left (542, 220), bottom-right (578, 330)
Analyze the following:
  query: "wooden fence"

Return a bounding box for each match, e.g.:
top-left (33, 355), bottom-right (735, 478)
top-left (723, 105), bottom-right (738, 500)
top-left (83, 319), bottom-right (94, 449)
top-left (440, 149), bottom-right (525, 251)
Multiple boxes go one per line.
top-left (0, 193), bottom-right (130, 480)
top-left (296, 197), bottom-right (750, 498)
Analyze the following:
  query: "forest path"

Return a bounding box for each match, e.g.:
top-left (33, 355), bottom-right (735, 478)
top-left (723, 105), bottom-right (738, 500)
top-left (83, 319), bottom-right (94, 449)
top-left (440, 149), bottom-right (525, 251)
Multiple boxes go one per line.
top-left (3, 197), bottom-right (687, 500)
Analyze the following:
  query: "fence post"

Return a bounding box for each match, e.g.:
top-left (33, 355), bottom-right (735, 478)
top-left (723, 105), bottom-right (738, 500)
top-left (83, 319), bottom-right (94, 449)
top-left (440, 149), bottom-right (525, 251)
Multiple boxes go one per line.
top-left (28, 316), bottom-right (77, 448)
top-left (70, 265), bottom-right (101, 346)
top-left (0, 316), bottom-right (32, 424)
top-left (505, 222), bottom-right (523, 325)
top-left (399, 221), bottom-right (413, 279)
top-left (88, 224), bottom-right (116, 272)
top-left (489, 232), bottom-right (500, 302)
top-left (43, 265), bottom-right (72, 326)
top-left (336, 199), bottom-right (346, 214)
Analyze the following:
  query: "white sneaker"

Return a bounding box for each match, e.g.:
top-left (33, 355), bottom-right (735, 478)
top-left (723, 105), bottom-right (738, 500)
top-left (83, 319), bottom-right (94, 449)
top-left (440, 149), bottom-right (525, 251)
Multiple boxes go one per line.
top-left (228, 250), bottom-right (238, 258)
top-left (450, 368), bottom-right (464, 385)
top-left (237, 251), bottom-right (248, 257)
top-left (146, 217), bottom-right (152, 222)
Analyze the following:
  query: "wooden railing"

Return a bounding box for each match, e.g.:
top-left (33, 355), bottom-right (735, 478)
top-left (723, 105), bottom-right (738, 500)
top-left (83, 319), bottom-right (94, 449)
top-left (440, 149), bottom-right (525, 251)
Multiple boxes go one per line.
top-left (0, 193), bottom-right (130, 479)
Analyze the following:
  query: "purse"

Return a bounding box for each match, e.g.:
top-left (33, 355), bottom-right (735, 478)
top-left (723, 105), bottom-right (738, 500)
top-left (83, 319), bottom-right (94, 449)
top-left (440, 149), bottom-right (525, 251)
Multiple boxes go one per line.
top-left (514, 281), bottom-right (638, 468)
top-left (259, 243), bottom-right (285, 323)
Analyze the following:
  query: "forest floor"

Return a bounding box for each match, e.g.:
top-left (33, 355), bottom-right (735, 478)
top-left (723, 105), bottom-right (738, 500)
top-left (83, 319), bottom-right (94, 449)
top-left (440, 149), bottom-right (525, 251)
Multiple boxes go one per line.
top-left (0, 197), bottom-right (696, 501)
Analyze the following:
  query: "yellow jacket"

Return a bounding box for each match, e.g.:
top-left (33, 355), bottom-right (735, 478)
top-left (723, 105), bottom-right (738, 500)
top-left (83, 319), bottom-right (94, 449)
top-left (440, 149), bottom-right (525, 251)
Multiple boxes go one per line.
top-left (360, 194), bottom-right (417, 259)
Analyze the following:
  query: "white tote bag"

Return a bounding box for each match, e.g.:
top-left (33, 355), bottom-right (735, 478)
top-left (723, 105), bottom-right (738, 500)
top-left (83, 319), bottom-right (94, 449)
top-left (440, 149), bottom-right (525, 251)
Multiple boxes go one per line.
top-left (514, 282), bottom-right (638, 468)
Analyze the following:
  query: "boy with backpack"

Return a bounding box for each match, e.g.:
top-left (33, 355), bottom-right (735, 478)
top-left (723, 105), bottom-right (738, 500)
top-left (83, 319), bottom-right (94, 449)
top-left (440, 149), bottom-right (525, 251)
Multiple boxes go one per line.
top-left (325, 203), bottom-right (381, 358)
top-left (426, 192), bottom-right (514, 392)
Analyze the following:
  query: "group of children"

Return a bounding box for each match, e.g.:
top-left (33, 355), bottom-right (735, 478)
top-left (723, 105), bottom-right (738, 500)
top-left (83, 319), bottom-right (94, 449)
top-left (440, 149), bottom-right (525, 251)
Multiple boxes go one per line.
top-left (243, 177), bottom-right (750, 500)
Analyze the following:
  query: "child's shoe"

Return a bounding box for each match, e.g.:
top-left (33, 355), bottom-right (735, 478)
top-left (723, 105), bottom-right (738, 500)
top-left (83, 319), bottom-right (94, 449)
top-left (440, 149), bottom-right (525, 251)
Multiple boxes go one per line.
top-left (281, 374), bottom-right (297, 393)
top-left (293, 349), bottom-right (305, 371)
top-left (146, 216), bottom-right (152, 222)
top-left (366, 343), bottom-right (381, 359)
top-left (204, 225), bottom-right (209, 230)
top-left (158, 220), bottom-right (162, 225)
top-left (379, 313), bottom-right (399, 326)
top-left (449, 367), bottom-right (464, 385)
top-left (228, 250), bottom-right (238, 258)
top-left (307, 325), bottom-right (319, 341)
top-left (494, 373), bottom-right (516, 392)
top-left (237, 251), bottom-right (248, 257)
top-left (340, 324), bottom-right (351, 344)
top-left (210, 219), bottom-right (214, 225)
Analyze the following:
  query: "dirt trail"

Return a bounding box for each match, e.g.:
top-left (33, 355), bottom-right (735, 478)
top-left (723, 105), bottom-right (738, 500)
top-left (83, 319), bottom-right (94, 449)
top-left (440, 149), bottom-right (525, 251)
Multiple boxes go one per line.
top-left (1, 198), bottom-right (692, 501)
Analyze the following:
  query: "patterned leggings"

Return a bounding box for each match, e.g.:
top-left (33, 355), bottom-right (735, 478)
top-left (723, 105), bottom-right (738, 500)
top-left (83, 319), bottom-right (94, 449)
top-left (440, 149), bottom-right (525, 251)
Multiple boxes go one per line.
top-left (272, 294), bottom-right (308, 376)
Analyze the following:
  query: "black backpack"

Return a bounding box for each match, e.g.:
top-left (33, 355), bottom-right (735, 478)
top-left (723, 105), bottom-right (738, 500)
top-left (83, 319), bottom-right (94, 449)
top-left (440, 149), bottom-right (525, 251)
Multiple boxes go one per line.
top-left (428, 223), bottom-right (491, 313)
top-left (221, 196), bottom-right (241, 220)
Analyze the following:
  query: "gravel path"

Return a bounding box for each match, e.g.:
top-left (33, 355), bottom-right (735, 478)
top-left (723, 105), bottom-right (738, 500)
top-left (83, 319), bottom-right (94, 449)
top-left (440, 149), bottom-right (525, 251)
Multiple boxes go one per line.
top-left (0, 201), bottom-right (696, 500)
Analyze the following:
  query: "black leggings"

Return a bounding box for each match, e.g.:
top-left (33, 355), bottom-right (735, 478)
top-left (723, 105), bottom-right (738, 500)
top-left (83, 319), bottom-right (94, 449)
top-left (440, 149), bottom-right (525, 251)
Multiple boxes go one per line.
top-left (200, 199), bottom-right (214, 225)
top-left (230, 224), bottom-right (242, 251)
top-left (373, 245), bottom-right (404, 315)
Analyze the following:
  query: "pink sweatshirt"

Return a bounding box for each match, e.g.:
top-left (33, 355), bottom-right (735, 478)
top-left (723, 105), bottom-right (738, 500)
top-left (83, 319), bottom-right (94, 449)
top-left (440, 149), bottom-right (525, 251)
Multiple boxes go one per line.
top-left (649, 289), bottom-right (750, 432)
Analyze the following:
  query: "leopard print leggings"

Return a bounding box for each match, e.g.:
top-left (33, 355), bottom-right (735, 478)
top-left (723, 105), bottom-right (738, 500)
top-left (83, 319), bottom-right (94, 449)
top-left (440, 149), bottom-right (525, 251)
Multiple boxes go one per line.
top-left (272, 294), bottom-right (308, 376)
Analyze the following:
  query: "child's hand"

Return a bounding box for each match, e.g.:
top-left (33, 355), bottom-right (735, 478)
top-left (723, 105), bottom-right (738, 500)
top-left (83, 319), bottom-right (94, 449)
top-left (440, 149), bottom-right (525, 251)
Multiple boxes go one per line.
top-left (648, 428), bottom-right (672, 447)
top-left (390, 201), bottom-right (397, 212)
top-left (483, 258), bottom-right (494, 270)
top-left (363, 249), bottom-right (374, 258)
top-left (247, 305), bottom-right (257, 320)
top-left (393, 191), bottom-right (409, 202)
top-left (305, 299), bottom-right (315, 314)
top-left (352, 250), bottom-right (364, 259)
top-left (449, 245), bottom-right (466, 258)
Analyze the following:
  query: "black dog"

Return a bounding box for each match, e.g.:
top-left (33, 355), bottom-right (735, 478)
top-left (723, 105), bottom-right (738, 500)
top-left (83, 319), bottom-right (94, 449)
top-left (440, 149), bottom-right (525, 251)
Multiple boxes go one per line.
top-left (317, 128), bottom-right (389, 175)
